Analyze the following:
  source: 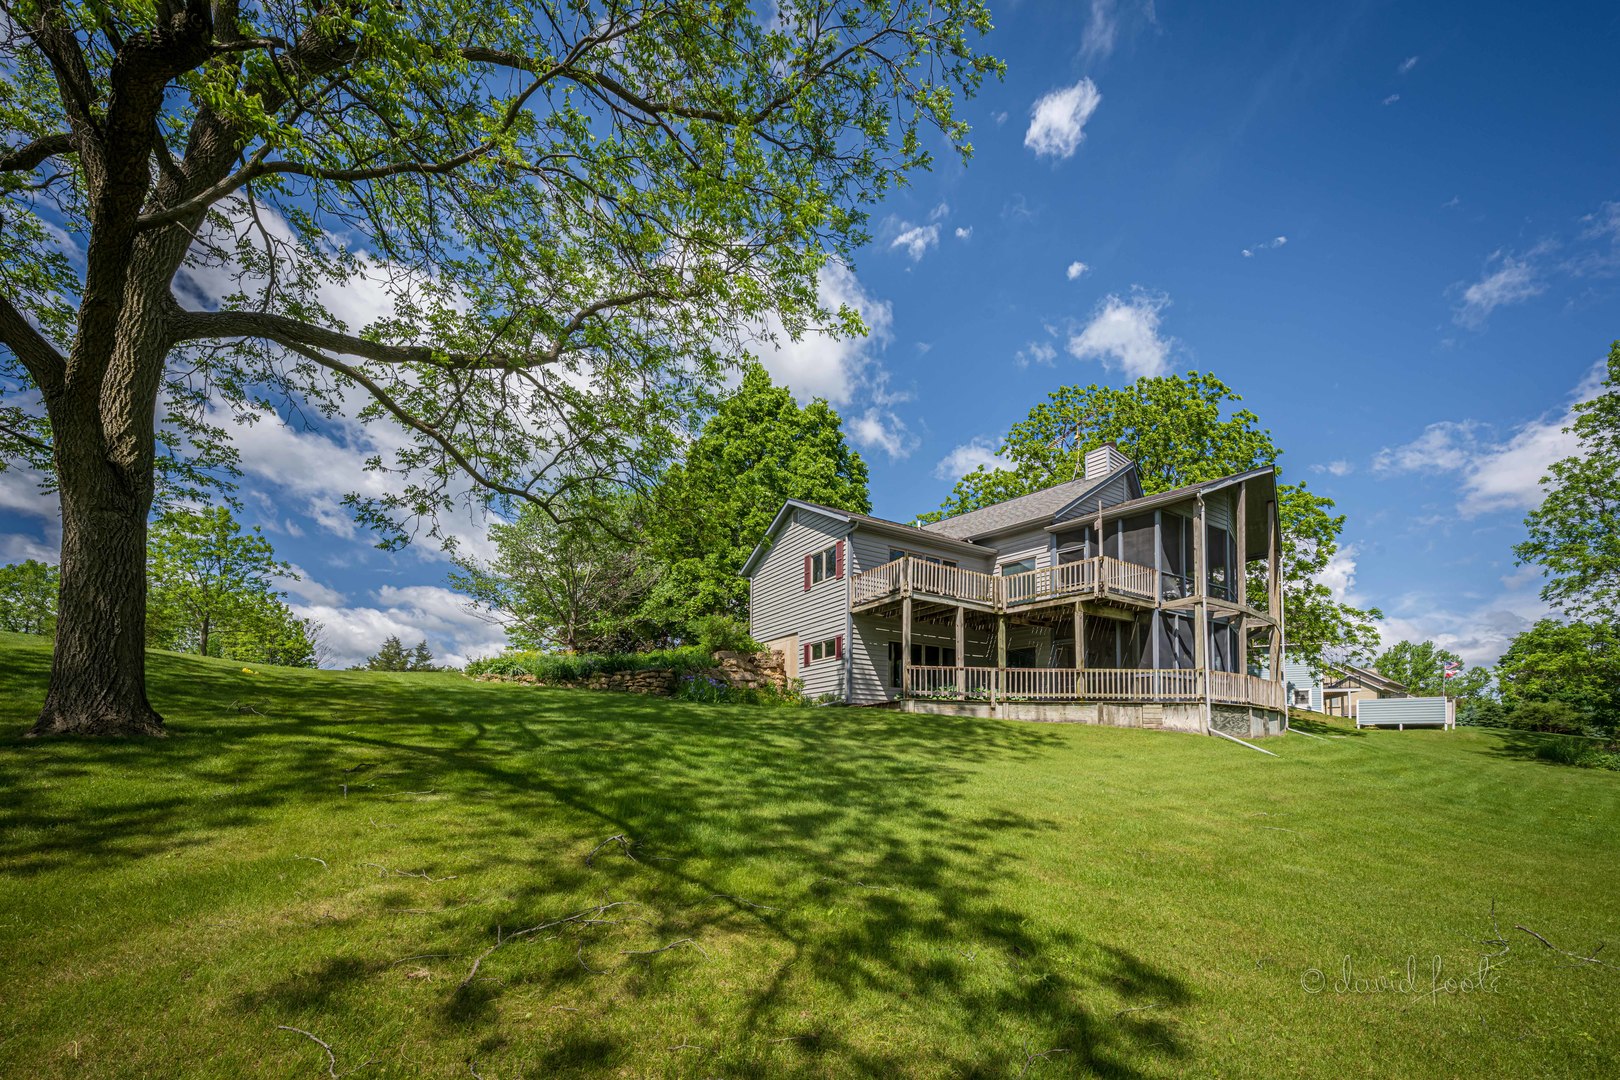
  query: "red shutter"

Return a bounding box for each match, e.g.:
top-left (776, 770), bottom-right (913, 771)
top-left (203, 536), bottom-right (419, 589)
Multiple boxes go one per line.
top-left (835, 540), bottom-right (845, 579)
top-left (803, 552), bottom-right (812, 591)
top-left (802, 643), bottom-right (811, 667)
top-left (835, 635), bottom-right (844, 660)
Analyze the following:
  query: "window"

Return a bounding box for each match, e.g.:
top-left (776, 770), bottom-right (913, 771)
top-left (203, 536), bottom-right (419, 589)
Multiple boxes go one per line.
top-left (999, 558), bottom-right (1037, 576)
top-left (1293, 688), bottom-right (1312, 707)
top-left (804, 542), bottom-right (843, 589)
top-left (888, 642), bottom-right (958, 686)
top-left (888, 547), bottom-right (957, 568)
top-left (804, 636), bottom-right (843, 665)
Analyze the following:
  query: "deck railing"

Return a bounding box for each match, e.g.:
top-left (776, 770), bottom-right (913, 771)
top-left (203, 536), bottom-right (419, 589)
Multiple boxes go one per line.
top-left (902, 666), bottom-right (1283, 709)
top-left (852, 554), bottom-right (1164, 610)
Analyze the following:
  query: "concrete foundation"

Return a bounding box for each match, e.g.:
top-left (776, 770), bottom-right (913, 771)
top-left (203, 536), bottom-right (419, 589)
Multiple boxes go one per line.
top-left (895, 698), bottom-right (1288, 737)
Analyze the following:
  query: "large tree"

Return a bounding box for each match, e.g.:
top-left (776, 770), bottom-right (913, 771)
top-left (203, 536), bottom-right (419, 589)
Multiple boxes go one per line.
top-left (642, 363), bottom-right (871, 624)
top-left (1515, 342), bottom-right (1620, 622)
top-left (450, 490), bottom-right (662, 653)
top-left (1372, 639), bottom-right (1490, 699)
top-left (1494, 618), bottom-right (1620, 732)
top-left (924, 373), bottom-right (1382, 667)
top-left (0, 0), bottom-right (997, 735)
top-left (146, 505), bottom-right (316, 666)
top-left (0, 559), bottom-right (60, 634)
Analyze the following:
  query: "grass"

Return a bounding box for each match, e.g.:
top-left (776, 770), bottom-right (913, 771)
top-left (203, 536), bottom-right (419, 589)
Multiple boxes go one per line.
top-left (0, 632), bottom-right (1617, 1079)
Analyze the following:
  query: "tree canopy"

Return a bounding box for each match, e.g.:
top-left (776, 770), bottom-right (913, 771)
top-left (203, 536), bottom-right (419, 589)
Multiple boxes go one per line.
top-left (642, 363), bottom-right (871, 624)
top-left (924, 373), bottom-right (1381, 667)
top-left (1494, 618), bottom-right (1620, 731)
top-left (0, 0), bottom-right (997, 735)
top-left (0, 559), bottom-right (59, 635)
top-left (1515, 342), bottom-right (1620, 622)
top-left (1372, 639), bottom-right (1490, 699)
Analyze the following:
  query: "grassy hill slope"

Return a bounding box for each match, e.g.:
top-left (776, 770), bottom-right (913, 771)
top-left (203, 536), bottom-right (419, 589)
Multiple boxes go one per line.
top-left (1, 631), bottom-right (1616, 1078)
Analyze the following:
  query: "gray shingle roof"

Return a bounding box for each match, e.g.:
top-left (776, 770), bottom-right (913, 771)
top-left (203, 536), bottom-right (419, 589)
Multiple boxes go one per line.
top-left (918, 474), bottom-right (1110, 540)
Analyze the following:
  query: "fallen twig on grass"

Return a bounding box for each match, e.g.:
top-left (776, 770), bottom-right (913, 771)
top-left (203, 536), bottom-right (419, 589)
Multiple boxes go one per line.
top-left (363, 863), bottom-right (457, 883)
top-left (276, 1025), bottom-right (375, 1079)
top-left (390, 952), bottom-right (453, 968)
top-left (585, 834), bottom-right (637, 866)
top-left (1515, 924), bottom-right (1613, 967)
top-left (623, 937), bottom-right (707, 961)
top-left (458, 902), bottom-right (637, 988)
top-left (814, 876), bottom-right (895, 892)
top-left (669, 1038), bottom-right (703, 1051)
top-left (1115, 1003), bottom-right (1159, 1017)
top-left (576, 941), bottom-right (606, 975)
top-left (1017, 1039), bottom-right (1069, 1078)
top-left (293, 856), bottom-right (329, 869)
top-left (228, 699), bottom-right (266, 716)
top-left (1482, 899), bottom-right (1512, 958)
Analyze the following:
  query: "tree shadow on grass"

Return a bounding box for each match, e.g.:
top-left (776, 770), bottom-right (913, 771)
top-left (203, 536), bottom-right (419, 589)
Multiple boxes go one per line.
top-left (0, 642), bottom-right (1194, 1077)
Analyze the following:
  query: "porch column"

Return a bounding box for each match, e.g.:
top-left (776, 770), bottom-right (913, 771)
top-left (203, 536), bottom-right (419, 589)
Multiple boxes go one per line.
top-left (1235, 485), bottom-right (1248, 674)
top-left (1194, 494), bottom-right (1210, 731)
top-left (1074, 600), bottom-right (1086, 700)
top-left (954, 604), bottom-right (966, 702)
top-left (1266, 498), bottom-right (1281, 680)
top-left (901, 594), bottom-right (912, 701)
top-left (1152, 510), bottom-right (1163, 672)
top-left (992, 614), bottom-right (1007, 711)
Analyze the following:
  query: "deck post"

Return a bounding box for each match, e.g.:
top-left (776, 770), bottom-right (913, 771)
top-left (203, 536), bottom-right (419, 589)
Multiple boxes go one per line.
top-left (1235, 485), bottom-right (1248, 674)
top-left (901, 594), bottom-right (912, 703)
top-left (1074, 600), bottom-right (1086, 700)
top-left (954, 604), bottom-right (966, 702)
top-left (1194, 493), bottom-right (1210, 733)
top-left (1266, 499), bottom-right (1281, 680)
top-left (993, 614), bottom-right (1007, 712)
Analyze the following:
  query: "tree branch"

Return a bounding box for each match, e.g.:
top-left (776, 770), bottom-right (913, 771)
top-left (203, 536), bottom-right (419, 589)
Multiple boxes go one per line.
top-left (0, 132), bottom-right (75, 174)
top-left (0, 291), bottom-right (67, 393)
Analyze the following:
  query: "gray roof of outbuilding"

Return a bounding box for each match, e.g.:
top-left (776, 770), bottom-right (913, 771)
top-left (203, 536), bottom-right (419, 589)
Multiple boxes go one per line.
top-left (918, 473), bottom-right (1115, 540)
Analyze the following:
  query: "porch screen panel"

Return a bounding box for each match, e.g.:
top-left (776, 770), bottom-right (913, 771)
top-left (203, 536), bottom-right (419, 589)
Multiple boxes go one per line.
top-left (1121, 513), bottom-right (1156, 569)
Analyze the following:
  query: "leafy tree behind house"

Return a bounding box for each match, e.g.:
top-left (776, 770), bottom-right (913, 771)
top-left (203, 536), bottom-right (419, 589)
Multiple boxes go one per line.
top-left (1372, 639), bottom-right (1491, 699)
top-left (641, 364), bottom-right (872, 626)
top-left (0, 2), bottom-right (998, 737)
top-left (451, 491), bottom-right (663, 654)
top-left (0, 559), bottom-right (59, 635)
top-left (1515, 342), bottom-right (1620, 623)
top-left (923, 373), bottom-right (1382, 668)
top-left (364, 637), bottom-right (438, 672)
top-left (1494, 619), bottom-right (1620, 732)
top-left (146, 507), bottom-right (318, 667)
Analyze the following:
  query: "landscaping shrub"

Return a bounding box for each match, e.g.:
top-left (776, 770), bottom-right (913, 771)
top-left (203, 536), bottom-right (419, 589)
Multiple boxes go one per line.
top-left (673, 672), bottom-right (806, 707)
top-left (1533, 735), bottom-right (1620, 770)
top-left (466, 645), bottom-right (712, 682)
top-left (692, 614), bottom-right (762, 655)
top-left (1504, 699), bottom-right (1585, 735)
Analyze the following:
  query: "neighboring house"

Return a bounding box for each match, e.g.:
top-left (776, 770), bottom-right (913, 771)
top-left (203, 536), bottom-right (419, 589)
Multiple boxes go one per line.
top-left (1282, 653), bottom-right (1324, 713)
top-left (1322, 664), bottom-right (1407, 718)
top-left (740, 445), bottom-right (1291, 736)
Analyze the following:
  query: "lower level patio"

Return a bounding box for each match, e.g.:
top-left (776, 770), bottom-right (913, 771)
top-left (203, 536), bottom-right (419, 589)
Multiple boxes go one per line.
top-left (902, 664), bottom-right (1287, 712)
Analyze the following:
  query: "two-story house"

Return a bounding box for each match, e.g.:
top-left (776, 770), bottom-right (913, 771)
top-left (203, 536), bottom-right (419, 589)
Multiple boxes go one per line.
top-left (740, 445), bottom-right (1289, 737)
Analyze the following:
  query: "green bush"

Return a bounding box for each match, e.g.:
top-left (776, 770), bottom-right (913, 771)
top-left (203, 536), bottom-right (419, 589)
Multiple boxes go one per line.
top-left (1532, 735), bottom-right (1620, 770)
top-left (1505, 699), bottom-right (1585, 735)
top-left (466, 645), bottom-right (712, 682)
top-left (692, 614), bottom-right (762, 655)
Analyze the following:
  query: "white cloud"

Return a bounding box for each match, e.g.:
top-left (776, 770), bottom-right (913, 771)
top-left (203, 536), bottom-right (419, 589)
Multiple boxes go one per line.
top-left (933, 437), bottom-right (1006, 480)
top-left (1024, 79), bottom-right (1103, 161)
top-left (1454, 251), bottom-right (1545, 328)
top-left (1240, 235), bottom-right (1288, 258)
top-left (848, 408), bottom-right (915, 460)
top-left (1065, 260), bottom-right (1090, 280)
top-left (890, 222), bottom-right (941, 262)
top-left (1316, 544), bottom-right (1363, 606)
top-left (954, 226), bottom-right (973, 241)
top-left (277, 564), bottom-right (347, 606)
top-left (1398, 55), bottom-right (1419, 74)
top-left (1082, 0), bottom-right (1120, 60)
top-left (1372, 359), bottom-right (1605, 517)
top-left (1066, 290), bottom-right (1174, 379)
top-left (928, 202), bottom-right (951, 223)
top-left (1381, 93), bottom-right (1400, 106)
top-left (992, 110), bottom-right (1009, 126)
top-left (0, 531), bottom-right (56, 563)
top-left (1015, 340), bottom-right (1058, 367)
top-left (0, 467), bottom-right (56, 521)
top-left (751, 261), bottom-right (892, 407)
top-left (293, 584), bottom-right (508, 669)
top-left (1311, 460), bottom-right (1354, 477)
top-left (1375, 596), bottom-right (1548, 669)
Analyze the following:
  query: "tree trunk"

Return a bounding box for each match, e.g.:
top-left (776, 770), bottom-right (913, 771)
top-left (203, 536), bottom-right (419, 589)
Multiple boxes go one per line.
top-left (30, 444), bottom-right (164, 737)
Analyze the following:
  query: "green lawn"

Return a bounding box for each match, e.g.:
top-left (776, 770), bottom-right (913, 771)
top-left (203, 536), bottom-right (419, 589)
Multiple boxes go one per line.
top-left (1, 632), bottom-right (1616, 1078)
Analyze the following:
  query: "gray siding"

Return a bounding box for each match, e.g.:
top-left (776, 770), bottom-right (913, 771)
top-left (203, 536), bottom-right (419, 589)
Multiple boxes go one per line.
top-left (1282, 654), bottom-right (1323, 712)
top-left (990, 527), bottom-right (1053, 571)
top-left (1054, 471), bottom-right (1136, 523)
top-left (848, 526), bottom-right (991, 574)
top-left (1357, 697), bottom-right (1452, 727)
top-left (749, 507), bottom-right (850, 701)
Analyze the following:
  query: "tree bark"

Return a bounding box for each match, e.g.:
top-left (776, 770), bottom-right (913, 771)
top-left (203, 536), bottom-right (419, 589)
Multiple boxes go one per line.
top-left (30, 442), bottom-right (163, 737)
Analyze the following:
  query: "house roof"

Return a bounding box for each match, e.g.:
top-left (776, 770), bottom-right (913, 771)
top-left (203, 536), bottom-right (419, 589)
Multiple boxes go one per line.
top-left (1327, 664), bottom-right (1407, 694)
top-left (738, 498), bottom-right (988, 578)
top-left (917, 470), bottom-right (1125, 540)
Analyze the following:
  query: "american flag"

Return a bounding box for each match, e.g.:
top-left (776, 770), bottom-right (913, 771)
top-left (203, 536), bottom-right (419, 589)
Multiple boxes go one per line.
top-left (1443, 659), bottom-right (1463, 680)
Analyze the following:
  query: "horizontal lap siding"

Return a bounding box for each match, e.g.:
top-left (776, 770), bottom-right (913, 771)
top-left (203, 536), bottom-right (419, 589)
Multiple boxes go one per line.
top-left (750, 508), bottom-right (849, 701)
top-left (991, 527), bottom-right (1053, 570)
top-left (849, 529), bottom-right (992, 574)
top-left (1357, 697), bottom-right (1449, 726)
top-left (1054, 471), bottom-right (1136, 523)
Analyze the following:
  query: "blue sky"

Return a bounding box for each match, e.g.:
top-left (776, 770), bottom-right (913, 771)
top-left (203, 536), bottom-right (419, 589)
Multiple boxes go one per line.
top-left (3, 0), bottom-right (1618, 667)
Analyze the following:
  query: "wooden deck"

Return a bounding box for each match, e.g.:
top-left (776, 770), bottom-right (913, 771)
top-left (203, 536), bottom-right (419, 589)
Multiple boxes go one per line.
top-left (850, 555), bottom-right (1165, 614)
top-left (902, 665), bottom-right (1287, 711)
